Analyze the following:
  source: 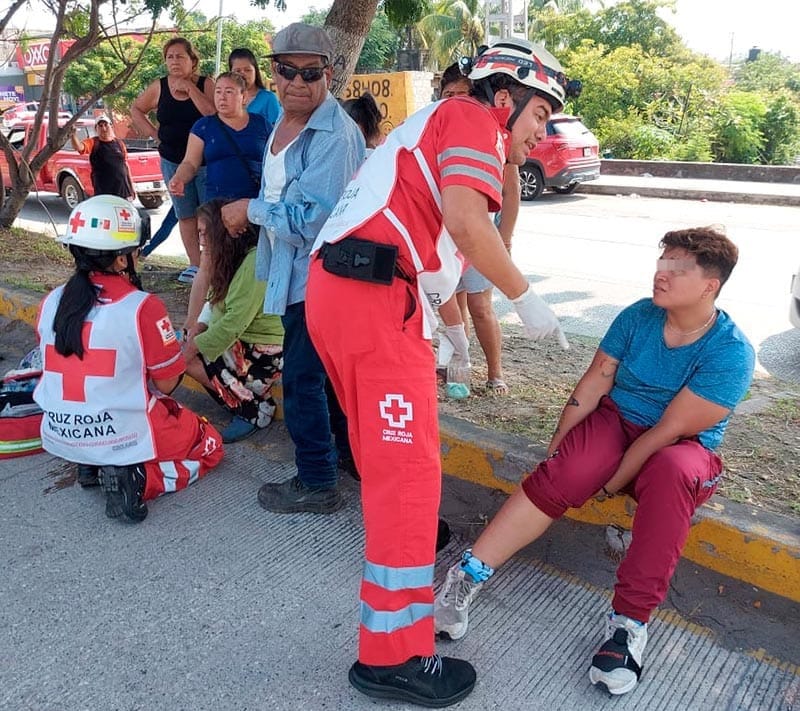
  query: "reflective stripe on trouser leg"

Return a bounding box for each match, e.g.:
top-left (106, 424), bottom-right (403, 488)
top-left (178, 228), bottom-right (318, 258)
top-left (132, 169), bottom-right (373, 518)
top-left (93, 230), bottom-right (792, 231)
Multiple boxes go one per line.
top-left (306, 261), bottom-right (440, 665)
top-left (142, 403), bottom-right (224, 500)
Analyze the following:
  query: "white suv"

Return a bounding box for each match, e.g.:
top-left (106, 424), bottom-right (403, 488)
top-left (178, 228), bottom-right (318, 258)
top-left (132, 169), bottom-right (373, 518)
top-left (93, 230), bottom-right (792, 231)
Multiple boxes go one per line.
top-left (791, 267), bottom-right (800, 328)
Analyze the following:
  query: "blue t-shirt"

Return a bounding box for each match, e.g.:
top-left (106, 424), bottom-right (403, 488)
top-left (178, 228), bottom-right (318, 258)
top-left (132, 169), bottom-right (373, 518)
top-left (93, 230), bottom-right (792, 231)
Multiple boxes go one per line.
top-left (247, 88), bottom-right (281, 126)
top-left (599, 298), bottom-right (755, 450)
top-left (191, 113), bottom-right (271, 200)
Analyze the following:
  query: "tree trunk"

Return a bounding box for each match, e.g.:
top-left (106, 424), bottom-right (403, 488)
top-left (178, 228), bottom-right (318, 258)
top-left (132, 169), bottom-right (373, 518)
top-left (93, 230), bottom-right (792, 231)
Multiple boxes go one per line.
top-left (325, 0), bottom-right (379, 97)
top-left (0, 183), bottom-right (35, 229)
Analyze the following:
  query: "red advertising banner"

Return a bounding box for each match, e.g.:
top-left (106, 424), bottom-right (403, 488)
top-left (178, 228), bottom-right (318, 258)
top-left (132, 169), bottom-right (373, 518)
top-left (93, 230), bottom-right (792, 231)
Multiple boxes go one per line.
top-left (16, 39), bottom-right (75, 71)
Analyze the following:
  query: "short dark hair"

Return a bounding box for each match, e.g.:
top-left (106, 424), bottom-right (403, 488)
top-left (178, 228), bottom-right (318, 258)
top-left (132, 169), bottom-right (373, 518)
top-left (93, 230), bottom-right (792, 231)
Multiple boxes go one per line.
top-left (440, 63), bottom-right (467, 93)
top-left (660, 226), bottom-right (739, 290)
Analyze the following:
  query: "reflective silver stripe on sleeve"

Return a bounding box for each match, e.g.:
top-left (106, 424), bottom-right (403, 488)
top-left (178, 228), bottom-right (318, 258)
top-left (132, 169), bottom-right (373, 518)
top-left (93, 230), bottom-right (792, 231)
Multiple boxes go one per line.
top-left (360, 601), bottom-right (434, 634)
top-left (363, 561), bottom-right (434, 591)
top-left (441, 164), bottom-right (503, 195)
top-left (438, 147), bottom-right (503, 175)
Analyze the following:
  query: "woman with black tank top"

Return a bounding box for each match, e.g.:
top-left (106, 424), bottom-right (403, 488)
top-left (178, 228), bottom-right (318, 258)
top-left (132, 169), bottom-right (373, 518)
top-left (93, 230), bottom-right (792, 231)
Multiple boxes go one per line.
top-left (131, 37), bottom-right (215, 283)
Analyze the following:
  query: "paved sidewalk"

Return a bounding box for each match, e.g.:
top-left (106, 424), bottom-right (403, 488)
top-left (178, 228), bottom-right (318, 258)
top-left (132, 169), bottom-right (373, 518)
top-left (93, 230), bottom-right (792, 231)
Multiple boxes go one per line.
top-left (2, 409), bottom-right (798, 711)
top-left (579, 174), bottom-right (800, 206)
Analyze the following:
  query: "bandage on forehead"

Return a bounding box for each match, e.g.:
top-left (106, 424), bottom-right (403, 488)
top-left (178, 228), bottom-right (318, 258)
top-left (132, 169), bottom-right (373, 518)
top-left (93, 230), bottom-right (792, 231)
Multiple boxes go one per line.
top-left (656, 258), bottom-right (697, 272)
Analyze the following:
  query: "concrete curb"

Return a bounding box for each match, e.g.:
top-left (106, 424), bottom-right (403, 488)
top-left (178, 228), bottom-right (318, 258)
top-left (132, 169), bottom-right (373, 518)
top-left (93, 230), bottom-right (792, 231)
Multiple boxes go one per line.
top-left (578, 181), bottom-right (800, 207)
top-left (4, 283), bottom-right (799, 604)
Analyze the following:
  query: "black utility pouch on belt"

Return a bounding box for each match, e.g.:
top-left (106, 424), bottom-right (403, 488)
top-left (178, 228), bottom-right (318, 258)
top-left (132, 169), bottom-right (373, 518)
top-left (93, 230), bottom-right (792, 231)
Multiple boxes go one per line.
top-left (320, 236), bottom-right (399, 286)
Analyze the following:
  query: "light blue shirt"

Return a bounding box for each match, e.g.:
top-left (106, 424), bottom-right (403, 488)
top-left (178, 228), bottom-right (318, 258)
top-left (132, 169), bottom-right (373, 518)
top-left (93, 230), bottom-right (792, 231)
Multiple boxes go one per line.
top-left (248, 93), bottom-right (365, 314)
top-left (599, 298), bottom-right (754, 450)
top-left (247, 88), bottom-right (282, 126)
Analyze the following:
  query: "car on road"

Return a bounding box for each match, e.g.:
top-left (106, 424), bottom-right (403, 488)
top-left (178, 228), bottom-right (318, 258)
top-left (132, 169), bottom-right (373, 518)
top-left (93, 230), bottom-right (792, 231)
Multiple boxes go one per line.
top-left (519, 114), bottom-right (600, 200)
top-left (790, 266), bottom-right (800, 328)
top-left (0, 117), bottom-right (166, 210)
top-left (1, 102), bottom-right (71, 129)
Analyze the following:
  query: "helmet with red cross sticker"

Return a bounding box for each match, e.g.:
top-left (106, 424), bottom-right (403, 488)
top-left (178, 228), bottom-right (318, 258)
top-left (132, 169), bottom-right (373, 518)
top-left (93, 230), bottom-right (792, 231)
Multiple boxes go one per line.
top-left (60, 195), bottom-right (145, 254)
top-left (469, 38), bottom-right (567, 112)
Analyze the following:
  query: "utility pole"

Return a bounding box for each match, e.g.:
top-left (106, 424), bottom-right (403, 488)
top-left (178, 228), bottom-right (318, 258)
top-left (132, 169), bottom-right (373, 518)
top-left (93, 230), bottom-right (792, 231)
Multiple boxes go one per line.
top-left (728, 32), bottom-right (734, 73)
top-left (485, 0), bottom-right (529, 44)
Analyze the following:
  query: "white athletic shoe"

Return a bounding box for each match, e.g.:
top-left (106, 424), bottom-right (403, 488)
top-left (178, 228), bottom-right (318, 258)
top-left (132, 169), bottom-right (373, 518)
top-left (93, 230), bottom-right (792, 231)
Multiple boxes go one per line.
top-left (434, 563), bottom-right (483, 640)
top-left (589, 612), bottom-right (648, 695)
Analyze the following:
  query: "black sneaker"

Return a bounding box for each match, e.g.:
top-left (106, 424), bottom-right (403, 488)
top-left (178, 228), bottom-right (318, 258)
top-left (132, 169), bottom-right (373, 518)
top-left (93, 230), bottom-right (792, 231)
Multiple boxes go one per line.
top-left (101, 465), bottom-right (148, 523)
top-left (349, 655), bottom-right (476, 708)
top-left (338, 454), bottom-right (360, 481)
top-left (77, 464), bottom-right (100, 488)
top-left (436, 518), bottom-right (451, 553)
top-left (257, 476), bottom-right (343, 514)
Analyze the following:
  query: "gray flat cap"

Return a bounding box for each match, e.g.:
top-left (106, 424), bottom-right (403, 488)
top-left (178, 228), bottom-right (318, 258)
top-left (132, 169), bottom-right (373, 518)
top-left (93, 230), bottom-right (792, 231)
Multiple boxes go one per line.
top-left (268, 23), bottom-right (335, 63)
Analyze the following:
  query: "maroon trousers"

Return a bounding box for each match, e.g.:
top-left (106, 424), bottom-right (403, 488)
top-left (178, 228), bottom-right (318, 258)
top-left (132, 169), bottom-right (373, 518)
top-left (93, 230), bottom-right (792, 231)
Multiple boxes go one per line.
top-left (522, 397), bottom-right (722, 622)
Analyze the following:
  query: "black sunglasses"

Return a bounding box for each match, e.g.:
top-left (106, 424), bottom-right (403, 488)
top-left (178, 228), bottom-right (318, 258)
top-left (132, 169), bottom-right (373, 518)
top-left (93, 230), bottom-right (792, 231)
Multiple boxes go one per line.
top-left (275, 62), bottom-right (327, 83)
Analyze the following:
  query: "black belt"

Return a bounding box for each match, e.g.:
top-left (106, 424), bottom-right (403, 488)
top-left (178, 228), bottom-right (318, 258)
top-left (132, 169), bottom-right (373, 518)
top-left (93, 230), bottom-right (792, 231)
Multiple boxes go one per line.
top-left (319, 237), bottom-right (414, 286)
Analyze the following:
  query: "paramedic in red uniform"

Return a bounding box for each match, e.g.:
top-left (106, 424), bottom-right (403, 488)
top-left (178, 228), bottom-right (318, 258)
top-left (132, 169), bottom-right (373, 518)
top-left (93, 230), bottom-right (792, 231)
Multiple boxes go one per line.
top-left (34, 195), bottom-right (223, 523)
top-left (305, 39), bottom-right (570, 707)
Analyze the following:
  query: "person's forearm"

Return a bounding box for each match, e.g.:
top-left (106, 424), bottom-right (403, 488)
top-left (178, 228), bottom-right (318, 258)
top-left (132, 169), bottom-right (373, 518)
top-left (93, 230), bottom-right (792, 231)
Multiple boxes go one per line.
top-left (604, 426), bottom-right (681, 494)
top-left (130, 107), bottom-right (157, 140)
top-left (189, 84), bottom-right (215, 116)
top-left (547, 381), bottom-right (607, 455)
top-left (173, 160), bottom-right (198, 186)
top-left (453, 223), bottom-right (528, 299)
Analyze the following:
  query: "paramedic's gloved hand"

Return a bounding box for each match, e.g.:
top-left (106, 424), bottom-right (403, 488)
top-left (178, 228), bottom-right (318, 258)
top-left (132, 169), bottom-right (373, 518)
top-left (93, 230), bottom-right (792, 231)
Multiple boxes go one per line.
top-left (438, 323), bottom-right (471, 368)
top-left (512, 285), bottom-right (569, 349)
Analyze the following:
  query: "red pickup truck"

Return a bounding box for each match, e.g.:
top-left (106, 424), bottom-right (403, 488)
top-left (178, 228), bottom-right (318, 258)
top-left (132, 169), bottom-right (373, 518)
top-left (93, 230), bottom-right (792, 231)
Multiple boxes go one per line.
top-left (0, 117), bottom-right (167, 209)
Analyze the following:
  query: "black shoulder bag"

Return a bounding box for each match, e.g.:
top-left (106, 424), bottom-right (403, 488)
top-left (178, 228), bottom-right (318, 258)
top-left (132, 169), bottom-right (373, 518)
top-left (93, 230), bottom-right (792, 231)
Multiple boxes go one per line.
top-left (213, 115), bottom-right (261, 190)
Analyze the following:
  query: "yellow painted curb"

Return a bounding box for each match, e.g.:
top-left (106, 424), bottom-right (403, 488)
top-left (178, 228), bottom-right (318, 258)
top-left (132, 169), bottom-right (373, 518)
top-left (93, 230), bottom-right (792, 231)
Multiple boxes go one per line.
top-left (439, 426), bottom-right (800, 605)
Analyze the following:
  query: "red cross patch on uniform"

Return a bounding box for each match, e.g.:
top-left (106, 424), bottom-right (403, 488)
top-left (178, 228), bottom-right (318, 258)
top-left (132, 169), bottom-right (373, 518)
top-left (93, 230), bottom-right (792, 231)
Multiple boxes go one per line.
top-left (115, 206), bottom-right (136, 233)
top-left (156, 316), bottom-right (177, 345)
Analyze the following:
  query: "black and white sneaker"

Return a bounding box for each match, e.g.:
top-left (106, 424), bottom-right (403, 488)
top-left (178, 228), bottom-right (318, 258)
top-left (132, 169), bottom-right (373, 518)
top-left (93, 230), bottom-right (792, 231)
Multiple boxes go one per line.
top-left (101, 465), bottom-right (148, 523)
top-left (349, 654), bottom-right (476, 708)
top-left (589, 612), bottom-right (648, 695)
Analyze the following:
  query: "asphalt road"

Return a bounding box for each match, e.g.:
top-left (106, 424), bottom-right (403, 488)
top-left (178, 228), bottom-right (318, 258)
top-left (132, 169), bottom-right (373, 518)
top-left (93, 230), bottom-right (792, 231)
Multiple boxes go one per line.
top-left (14, 188), bottom-right (800, 382)
top-left (502, 191), bottom-right (800, 382)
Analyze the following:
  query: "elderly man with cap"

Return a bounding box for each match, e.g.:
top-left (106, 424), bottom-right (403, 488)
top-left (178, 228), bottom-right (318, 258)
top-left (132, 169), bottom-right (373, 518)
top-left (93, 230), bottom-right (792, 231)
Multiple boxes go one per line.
top-left (222, 24), bottom-right (365, 511)
top-left (71, 115), bottom-right (136, 201)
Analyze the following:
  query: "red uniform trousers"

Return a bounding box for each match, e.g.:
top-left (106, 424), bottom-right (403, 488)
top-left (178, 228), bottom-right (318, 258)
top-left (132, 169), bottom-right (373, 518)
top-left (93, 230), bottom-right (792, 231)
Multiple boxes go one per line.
top-left (306, 258), bottom-right (440, 666)
top-left (521, 396), bottom-right (722, 622)
top-left (141, 396), bottom-right (224, 500)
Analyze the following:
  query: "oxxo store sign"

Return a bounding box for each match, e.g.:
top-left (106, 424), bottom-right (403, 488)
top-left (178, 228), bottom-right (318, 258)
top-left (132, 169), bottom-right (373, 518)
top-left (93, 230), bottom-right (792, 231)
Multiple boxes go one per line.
top-left (15, 39), bottom-right (75, 87)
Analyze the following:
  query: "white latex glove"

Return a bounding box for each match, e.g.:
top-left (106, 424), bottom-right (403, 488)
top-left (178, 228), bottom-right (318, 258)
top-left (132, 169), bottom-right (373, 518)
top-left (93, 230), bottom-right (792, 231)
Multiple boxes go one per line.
top-left (437, 323), bottom-right (471, 367)
top-left (512, 285), bottom-right (570, 349)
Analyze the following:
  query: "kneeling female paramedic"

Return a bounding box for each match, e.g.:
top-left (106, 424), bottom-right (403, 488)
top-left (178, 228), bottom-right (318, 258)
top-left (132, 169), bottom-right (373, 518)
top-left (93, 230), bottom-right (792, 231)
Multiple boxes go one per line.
top-left (34, 195), bottom-right (224, 523)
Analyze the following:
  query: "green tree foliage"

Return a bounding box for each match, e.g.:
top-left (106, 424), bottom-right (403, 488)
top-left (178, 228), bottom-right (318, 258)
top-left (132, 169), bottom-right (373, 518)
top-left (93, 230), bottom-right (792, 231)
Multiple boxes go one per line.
top-left (0, 0), bottom-right (175, 226)
top-left (303, 5), bottom-right (400, 71)
top-left (735, 52), bottom-right (800, 95)
top-left (709, 91), bottom-right (766, 164)
top-left (761, 93), bottom-right (800, 165)
top-left (64, 12), bottom-right (274, 117)
top-left (417, 0), bottom-right (484, 69)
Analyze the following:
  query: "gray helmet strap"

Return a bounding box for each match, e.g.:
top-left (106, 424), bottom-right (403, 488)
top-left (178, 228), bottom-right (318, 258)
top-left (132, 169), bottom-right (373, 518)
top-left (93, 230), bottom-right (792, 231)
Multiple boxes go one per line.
top-left (506, 88), bottom-right (536, 132)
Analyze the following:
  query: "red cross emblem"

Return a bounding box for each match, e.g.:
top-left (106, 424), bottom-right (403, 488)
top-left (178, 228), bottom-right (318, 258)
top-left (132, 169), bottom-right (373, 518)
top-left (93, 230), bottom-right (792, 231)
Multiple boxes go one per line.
top-left (379, 394), bottom-right (413, 429)
top-left (69, 211), bottom-right (85, 233)
top-left (44, 322), bottom-right (117, 401)
top-left (531, 53), bottom-right (550, 86)
top-left (119, 208), bottom-right (131, 220)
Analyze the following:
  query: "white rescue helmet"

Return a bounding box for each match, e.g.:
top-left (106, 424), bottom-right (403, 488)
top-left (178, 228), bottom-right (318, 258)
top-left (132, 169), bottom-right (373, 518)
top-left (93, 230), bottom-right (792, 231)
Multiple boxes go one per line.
top-left (469, 38), bottom-right (566, 112)
top-left (60, 194), bottom-right (142, 254)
